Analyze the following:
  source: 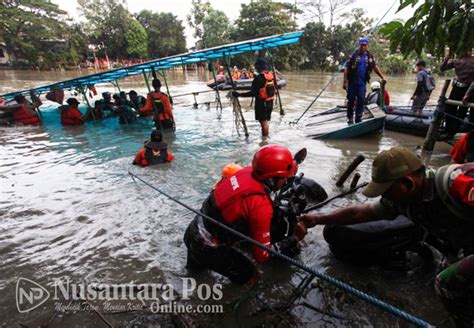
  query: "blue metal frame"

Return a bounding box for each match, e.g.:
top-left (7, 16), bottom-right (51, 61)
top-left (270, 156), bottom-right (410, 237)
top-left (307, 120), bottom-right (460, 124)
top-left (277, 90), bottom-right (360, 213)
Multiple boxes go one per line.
top-left (1, 31), bottom-right (303, 100)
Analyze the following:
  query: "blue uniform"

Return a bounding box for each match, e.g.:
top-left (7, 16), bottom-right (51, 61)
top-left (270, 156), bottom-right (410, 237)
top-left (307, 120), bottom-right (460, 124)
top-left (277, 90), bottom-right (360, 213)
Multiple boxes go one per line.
top-left (345, 52), bottom-right (374, 123)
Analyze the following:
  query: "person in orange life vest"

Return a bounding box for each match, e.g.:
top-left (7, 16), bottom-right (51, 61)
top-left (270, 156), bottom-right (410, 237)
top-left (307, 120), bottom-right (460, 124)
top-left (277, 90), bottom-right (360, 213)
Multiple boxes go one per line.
top-left (133, 129), bottom-right (174, 167)
top-left (60, 98), bottom-right (89, 126)
top-left (184, 145), bottom-right (308, 285)
top-left (231, 66), bottom-right (241, 80)
top-left (233, 58), bottom-right (275, 137)
top-left (249, 67), bottom-right (255, 79)
top-left (0, 95), bottom-right (41, 125)
top-left (141, 79), bottom-right (175, 130)
top-left (450, 131), bottom-right (474, 164)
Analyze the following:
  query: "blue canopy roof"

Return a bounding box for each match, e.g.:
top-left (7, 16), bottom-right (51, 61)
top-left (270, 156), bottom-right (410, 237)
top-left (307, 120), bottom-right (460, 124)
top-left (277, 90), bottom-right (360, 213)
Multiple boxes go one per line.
top-left (1, 31), bottom-right (303, 100)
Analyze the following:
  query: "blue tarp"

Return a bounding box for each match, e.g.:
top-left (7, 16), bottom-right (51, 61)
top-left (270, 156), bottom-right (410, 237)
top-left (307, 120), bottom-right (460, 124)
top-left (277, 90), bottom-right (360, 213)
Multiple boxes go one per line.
top-left (1, 31), bottom-right (303, 100)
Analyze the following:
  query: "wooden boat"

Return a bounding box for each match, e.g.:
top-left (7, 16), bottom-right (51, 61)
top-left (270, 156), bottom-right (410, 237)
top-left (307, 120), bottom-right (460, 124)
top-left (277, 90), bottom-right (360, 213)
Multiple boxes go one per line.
top-left (305, 104), bottom-right (386, 139)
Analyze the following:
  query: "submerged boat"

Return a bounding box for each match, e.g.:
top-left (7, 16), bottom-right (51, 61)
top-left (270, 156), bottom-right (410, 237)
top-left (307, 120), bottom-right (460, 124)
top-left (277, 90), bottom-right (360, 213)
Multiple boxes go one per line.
top-left (305, 104), bottom-right (386, 139)
top-left (206, 75), bottom-right (288, 90)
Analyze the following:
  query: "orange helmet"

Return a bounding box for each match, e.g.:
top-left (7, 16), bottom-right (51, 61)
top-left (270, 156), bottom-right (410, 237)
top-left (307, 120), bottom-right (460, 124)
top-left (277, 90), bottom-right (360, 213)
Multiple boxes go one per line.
top-left (252, 144), bottom-right (296, 181)
top-left (222, 163), bottom-right (243, 178)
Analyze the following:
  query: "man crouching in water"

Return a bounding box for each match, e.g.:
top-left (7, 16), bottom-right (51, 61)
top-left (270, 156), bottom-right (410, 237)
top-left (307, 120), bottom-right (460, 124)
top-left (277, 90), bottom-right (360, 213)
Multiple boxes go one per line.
top-left (299, 147), bottom-right (474, 327)
top-left (184, 145), bottom-right (308, 286)
top-left (133, 130), bottom-right (174, 166)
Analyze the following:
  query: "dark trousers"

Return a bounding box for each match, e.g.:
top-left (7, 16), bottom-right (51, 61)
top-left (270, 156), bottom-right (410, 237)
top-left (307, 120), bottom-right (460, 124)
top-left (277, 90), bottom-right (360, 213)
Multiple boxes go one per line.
top-left (347, 84), bottom-right (366, 123)
top-left (184, 216), bottom-right (256, 284)
top-left (445, 85), bottom-right (474, 135)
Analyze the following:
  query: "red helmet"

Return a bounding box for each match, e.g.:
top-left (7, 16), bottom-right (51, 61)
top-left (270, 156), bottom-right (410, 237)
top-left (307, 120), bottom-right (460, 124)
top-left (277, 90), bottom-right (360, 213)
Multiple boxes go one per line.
top-left (252, 144), bottom-right (297, 181)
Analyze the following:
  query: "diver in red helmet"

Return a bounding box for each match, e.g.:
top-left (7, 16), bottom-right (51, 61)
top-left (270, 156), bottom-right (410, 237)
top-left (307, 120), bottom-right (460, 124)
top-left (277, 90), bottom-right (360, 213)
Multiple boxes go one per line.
top-left (183, 144), bottom-right (307, 285)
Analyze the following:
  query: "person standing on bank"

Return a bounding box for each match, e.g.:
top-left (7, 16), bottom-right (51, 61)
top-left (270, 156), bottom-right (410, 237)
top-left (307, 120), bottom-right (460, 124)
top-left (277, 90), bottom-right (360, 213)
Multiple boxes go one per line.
top-left (411, 60), bottom-right (436, 114)
top-left (440, 51), bottom-right (474, 137)
top-left (344, 37), bottom-right (386, 124)
top-left (232, 58), bottom-right (276, 137)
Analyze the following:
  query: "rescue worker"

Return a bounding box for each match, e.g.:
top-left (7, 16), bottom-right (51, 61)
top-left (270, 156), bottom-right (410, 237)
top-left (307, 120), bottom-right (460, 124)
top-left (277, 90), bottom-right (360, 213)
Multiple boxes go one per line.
top-left (299, 147), bottom-right (474, 327)
top-left (132, 129), bottom-right (174, 166)
top-left (60, 98), bottom-right (89, 126)
top-left (365, 81), bottom-right (390, 107)
top-left (0, 94), bottom-right (40, 125)
top-left (99, 92), bottom-right (114, 113)
top-left (129, 90), bottom-right (146, 111)
top-left (141, 79), bottom-right (175, 130)
top-left (93, 100), bottom-right (106, 119)
top-left (231, 66), bottom-right (241, 80)
top-left (411, 60), bottom-right (435, 114)
top-left (344, 37), bottom-right (386, 124)
top-left (114, 94), bottom-right (137, 125)
top-left (233, 58), bottom-right (275, 137)
top-left (450, 131), bottom-right (474, 164)
top-left (440, 51), bottom-right (474, 137)
top-left (184, 145), bottom-right (308, 285)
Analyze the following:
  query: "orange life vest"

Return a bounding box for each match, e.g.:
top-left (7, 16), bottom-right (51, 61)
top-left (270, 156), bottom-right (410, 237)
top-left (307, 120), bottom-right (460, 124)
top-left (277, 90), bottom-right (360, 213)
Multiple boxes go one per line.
top-left (150, 92), bottom-right (172, 121)
top-left (13, 104), bottom-right (40, 125)
top-left (60, 106), bottom-right (84, 126)
top-left (258, 71), bottom-right (276, 101)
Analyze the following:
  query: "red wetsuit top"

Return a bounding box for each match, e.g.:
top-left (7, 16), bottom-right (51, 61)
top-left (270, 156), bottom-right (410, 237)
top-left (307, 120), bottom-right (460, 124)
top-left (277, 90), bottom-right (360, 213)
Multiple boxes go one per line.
top-left (61, 105), bottom-right (84, 126)
top-left (203, 167), bottom-right (273, 263)
top-left (450, 132), bottom-right (474, 164)
top-left (12, 103), bottom-right (40, 125)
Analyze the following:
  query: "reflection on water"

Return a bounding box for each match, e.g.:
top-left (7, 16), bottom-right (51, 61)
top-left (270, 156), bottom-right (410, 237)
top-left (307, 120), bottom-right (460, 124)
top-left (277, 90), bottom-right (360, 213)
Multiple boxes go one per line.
top-left (0, 70), bottom-right (453, 326)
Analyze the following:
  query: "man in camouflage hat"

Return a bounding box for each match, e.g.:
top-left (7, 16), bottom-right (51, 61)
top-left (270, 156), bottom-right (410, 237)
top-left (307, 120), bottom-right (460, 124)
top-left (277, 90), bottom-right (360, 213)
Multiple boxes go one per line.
top-left (299, 147), bottom-right (474, 326)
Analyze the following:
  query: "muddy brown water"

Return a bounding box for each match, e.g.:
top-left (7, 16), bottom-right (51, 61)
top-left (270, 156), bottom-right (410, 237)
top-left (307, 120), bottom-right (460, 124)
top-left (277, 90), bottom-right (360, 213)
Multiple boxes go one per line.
top-left (0, 69), bottom-right (456, 327)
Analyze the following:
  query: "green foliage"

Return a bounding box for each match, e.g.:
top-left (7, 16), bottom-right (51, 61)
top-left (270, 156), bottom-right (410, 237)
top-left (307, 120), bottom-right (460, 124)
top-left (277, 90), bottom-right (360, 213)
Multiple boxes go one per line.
top-left (187, 0), bottom-right (212, 42)
top-left (201, 9), bottom-right (233, 48)
top-left (0, 0), bottom-right (86, 68)
top-left (380, 0), bottom-right (473, 58)
top-left (136, 11), bottom-right (186, 57)
top-left (125, 19), bottom-right (148, 59)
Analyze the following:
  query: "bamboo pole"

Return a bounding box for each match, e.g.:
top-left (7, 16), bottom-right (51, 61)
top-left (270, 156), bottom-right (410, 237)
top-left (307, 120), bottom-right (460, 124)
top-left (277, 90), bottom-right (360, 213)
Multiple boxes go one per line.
top-left (80, 85), bottom-right (96, 121)
top-left (159, 70), bottom-right (173, 104)
top-left (224, 54), bottom-right (249, 138)
top-left (210, 61), bottom-right (223, 112)
top-left (268, 51), bottom-right (285, 116)
top-left (422, 79), bottom-right (451, 151)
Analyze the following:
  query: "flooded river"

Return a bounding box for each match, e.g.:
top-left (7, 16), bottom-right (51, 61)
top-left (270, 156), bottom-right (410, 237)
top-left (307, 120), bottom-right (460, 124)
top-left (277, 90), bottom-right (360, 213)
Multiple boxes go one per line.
top-left (0, 69), bottom-right (455, 327)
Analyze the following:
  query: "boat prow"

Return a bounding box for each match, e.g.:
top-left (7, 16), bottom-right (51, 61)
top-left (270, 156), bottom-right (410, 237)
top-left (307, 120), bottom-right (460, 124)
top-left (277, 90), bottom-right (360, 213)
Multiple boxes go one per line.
top-left (305, 104), bottom-right (386, 139)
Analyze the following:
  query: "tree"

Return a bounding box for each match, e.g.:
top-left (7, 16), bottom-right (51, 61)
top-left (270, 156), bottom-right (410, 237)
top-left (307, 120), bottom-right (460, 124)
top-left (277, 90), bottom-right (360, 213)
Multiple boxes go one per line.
top-left (77, 0), bottom-right (131, 59)
top-left (136, 10), bottom-right (187, 57)
top-left (125, 19), bottom-right (148, 59)
top-left (186, 0), bottom-right (212, 47)
top-left (303, 0), bottom-right (355, 27)
top-left (234, 0), bottom-right (298, 39)
top-left (380, 0), bottom-right (473, 58)
top-left (201, 9), bottom-right (233, 48)
top-left (301, 22), bottom-right (329, 69)
top-left (0, 0), bottom-right (76, 66)
top-left (233, 0), bottom-right (300, 69)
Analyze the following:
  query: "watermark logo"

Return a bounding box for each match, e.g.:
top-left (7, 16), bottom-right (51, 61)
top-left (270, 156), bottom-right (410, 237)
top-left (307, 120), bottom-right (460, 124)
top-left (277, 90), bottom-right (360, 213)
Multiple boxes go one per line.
top-left (16, 278), bottom-right (50, 313)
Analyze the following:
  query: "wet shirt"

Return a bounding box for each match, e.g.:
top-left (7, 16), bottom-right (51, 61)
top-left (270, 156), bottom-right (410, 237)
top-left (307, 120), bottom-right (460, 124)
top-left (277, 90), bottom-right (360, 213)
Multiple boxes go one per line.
top-left (441, 56), bottom-right (474, 84)
top-left (370, 166), bottom-right (474, 250)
